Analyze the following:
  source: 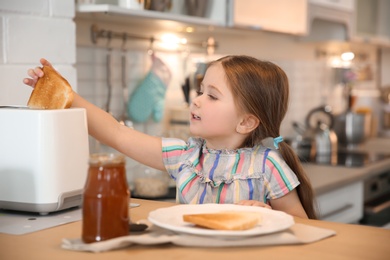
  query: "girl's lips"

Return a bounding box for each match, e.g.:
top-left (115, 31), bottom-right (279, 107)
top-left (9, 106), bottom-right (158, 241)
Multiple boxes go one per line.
top-left (191, 113), bottom-right (201, 120)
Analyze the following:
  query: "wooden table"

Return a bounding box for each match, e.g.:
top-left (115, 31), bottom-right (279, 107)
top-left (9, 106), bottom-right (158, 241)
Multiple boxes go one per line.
top-left (1, 199), bottom-right (389, 260)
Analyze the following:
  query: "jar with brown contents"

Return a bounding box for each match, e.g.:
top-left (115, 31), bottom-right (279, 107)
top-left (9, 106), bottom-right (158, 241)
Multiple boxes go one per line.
top-left (82, 153), bottom-right (130, 243)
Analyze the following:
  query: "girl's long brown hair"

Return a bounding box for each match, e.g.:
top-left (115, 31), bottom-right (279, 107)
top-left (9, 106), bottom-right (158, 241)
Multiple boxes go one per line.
top-left (213, 55), bottom-right (317, 219)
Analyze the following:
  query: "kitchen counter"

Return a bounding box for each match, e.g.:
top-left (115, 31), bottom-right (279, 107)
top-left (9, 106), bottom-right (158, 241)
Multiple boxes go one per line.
top-left (303, 137), bottom-right (390, 195)
top-left (1, 199), bottom-right (389, 260)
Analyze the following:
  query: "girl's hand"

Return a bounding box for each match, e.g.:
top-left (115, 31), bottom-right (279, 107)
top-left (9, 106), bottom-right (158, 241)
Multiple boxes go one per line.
top-left (23, 58), bottom-right (54, 88)
top-left (236, 200), bottom-right (272, 209)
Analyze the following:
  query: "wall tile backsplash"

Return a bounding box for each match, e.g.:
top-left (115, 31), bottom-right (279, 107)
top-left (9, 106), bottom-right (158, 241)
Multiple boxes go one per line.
top-left (0, 0), bottom-right (76, 105)
top-left (279, 60), bottom-right (328, 136)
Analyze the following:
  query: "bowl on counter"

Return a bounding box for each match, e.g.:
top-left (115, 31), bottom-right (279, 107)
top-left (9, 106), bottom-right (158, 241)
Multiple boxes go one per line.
top-left (131, 165), bottom-right (171, 199)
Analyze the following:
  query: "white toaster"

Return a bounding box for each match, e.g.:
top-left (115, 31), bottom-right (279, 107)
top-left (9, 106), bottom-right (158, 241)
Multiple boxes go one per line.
top-left (0, 107), bottom-right (89, 214)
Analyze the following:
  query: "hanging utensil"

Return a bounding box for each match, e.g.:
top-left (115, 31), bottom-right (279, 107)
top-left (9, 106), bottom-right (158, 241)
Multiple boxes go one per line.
top-left (181, 76), bottom-right (190, 105)
top-left (105, 32), bottom-right (113, 115)
top-left (119, 34), bottom-right (133, 128)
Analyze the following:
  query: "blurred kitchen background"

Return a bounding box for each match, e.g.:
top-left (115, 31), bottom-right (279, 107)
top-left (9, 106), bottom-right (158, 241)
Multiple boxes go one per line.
top-left (1, 0), bottom-right (390, 225)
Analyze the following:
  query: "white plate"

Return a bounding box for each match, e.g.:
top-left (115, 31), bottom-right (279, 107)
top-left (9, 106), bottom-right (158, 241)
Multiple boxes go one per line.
top-left (148, 204), bottom-right (294, 237)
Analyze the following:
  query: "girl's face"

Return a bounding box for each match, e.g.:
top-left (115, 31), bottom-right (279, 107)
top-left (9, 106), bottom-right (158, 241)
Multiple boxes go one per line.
top-left (189, 62), bottom-right (243, 149)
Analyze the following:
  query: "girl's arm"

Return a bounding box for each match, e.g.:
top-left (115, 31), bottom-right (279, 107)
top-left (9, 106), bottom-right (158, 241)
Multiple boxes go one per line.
top-left (237, 189), bottom-right (308, 219)
top-left (270, 189), bottom-right (308, 218)
top-left (24, 58), bottom-right (165, 171)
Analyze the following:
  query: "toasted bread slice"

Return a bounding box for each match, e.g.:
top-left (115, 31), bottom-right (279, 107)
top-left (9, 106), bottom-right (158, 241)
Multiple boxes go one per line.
top-left (27, 66), bottom-right (73, 109)
top-left (183, 211), bottom-right (262, 231)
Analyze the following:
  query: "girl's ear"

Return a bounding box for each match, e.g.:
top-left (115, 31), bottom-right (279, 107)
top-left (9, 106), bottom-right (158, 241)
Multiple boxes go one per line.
top-left (236, 114), bottom-right (260, 134)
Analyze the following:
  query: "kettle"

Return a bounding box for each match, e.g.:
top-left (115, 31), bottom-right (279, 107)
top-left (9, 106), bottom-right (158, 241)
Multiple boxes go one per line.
top-left (305, 106), bottom-right (338, 164)
top-left (289, 121), bottom-right (315, 162)
top-left (313, 122), bottom-right (338, 164)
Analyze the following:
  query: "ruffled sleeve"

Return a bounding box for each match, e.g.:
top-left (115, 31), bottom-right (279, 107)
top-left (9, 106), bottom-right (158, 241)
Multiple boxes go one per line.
top-left (161, 137), bottom-right (203, 180)
top-left (262, 149), bottom-right (300, 200)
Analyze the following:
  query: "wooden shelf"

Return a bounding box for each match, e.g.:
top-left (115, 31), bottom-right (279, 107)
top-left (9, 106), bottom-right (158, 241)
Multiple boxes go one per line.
top-left (75, 3), bottom-right (390, 48)
top-left (76, 4), bottom-right (225, 28)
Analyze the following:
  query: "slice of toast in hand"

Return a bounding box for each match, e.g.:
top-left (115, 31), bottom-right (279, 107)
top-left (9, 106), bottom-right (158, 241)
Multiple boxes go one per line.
top-left (183, 211), bottom-right (262, 231)
top-left (27, 66), bottom-right (73, 109)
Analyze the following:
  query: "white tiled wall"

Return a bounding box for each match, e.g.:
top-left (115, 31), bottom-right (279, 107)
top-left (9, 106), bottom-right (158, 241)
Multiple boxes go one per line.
top-left (0, 0), bottom-right (76, 105)
top-left (8, 17), bottom-right (75, 64)
top-left (276, 60), bottom-right (328, 136)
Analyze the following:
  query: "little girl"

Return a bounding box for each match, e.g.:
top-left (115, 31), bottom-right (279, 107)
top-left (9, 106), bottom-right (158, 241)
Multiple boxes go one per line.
top-left (24, 55), bottom-right (317, 219)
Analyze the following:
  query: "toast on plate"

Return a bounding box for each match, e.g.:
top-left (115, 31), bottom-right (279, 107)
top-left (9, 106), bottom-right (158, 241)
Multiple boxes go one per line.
top-left (183, 211), bottom-right (262, 231)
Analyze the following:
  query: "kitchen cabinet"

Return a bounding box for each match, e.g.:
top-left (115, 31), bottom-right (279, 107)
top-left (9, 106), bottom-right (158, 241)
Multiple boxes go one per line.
top-left (226, 0), bottom-right (307, 33)
top-left (353, 0), bottom-right (390, 47)
top-left (227, 0), bottom-right (354, 40)
top-left (316, 180), bottom-right (363, 223)
top-left (310, 0), bottom-right (354, 11)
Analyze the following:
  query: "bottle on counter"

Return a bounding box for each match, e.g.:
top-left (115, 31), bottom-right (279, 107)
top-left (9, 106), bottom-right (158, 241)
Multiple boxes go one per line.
top-left (82, 153), bottom-right (130, 243)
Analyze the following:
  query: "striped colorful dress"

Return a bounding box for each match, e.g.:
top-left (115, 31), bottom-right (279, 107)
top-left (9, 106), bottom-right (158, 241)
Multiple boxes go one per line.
top-left (162, 137), bottom-right (300, 204)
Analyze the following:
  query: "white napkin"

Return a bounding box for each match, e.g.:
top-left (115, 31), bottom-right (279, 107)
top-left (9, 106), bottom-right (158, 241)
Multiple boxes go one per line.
top-left (62, 223), bottom-right (336, 253)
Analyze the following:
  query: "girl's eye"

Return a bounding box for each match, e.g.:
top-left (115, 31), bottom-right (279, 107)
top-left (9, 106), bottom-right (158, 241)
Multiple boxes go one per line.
top-left (196, 90), bottom-right (203, 96)
top-left (208, 94), bottom-right (218, 100)
top-left (196, 90), bottom-right (218, 100)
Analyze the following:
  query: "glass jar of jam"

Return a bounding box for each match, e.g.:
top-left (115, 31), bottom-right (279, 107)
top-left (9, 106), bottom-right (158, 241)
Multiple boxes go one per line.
top-left (82, 153), bottom-right (130, 243)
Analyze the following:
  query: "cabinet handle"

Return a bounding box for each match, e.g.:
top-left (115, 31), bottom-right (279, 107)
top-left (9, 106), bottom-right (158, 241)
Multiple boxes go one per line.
top-left (365, 200), bottom-right (390, 214)
top-left (321, 204), bottom-right (353, 219)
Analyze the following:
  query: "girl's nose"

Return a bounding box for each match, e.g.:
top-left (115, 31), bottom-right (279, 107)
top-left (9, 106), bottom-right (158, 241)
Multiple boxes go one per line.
top-left (191, 95), bottom-right (200, 107)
